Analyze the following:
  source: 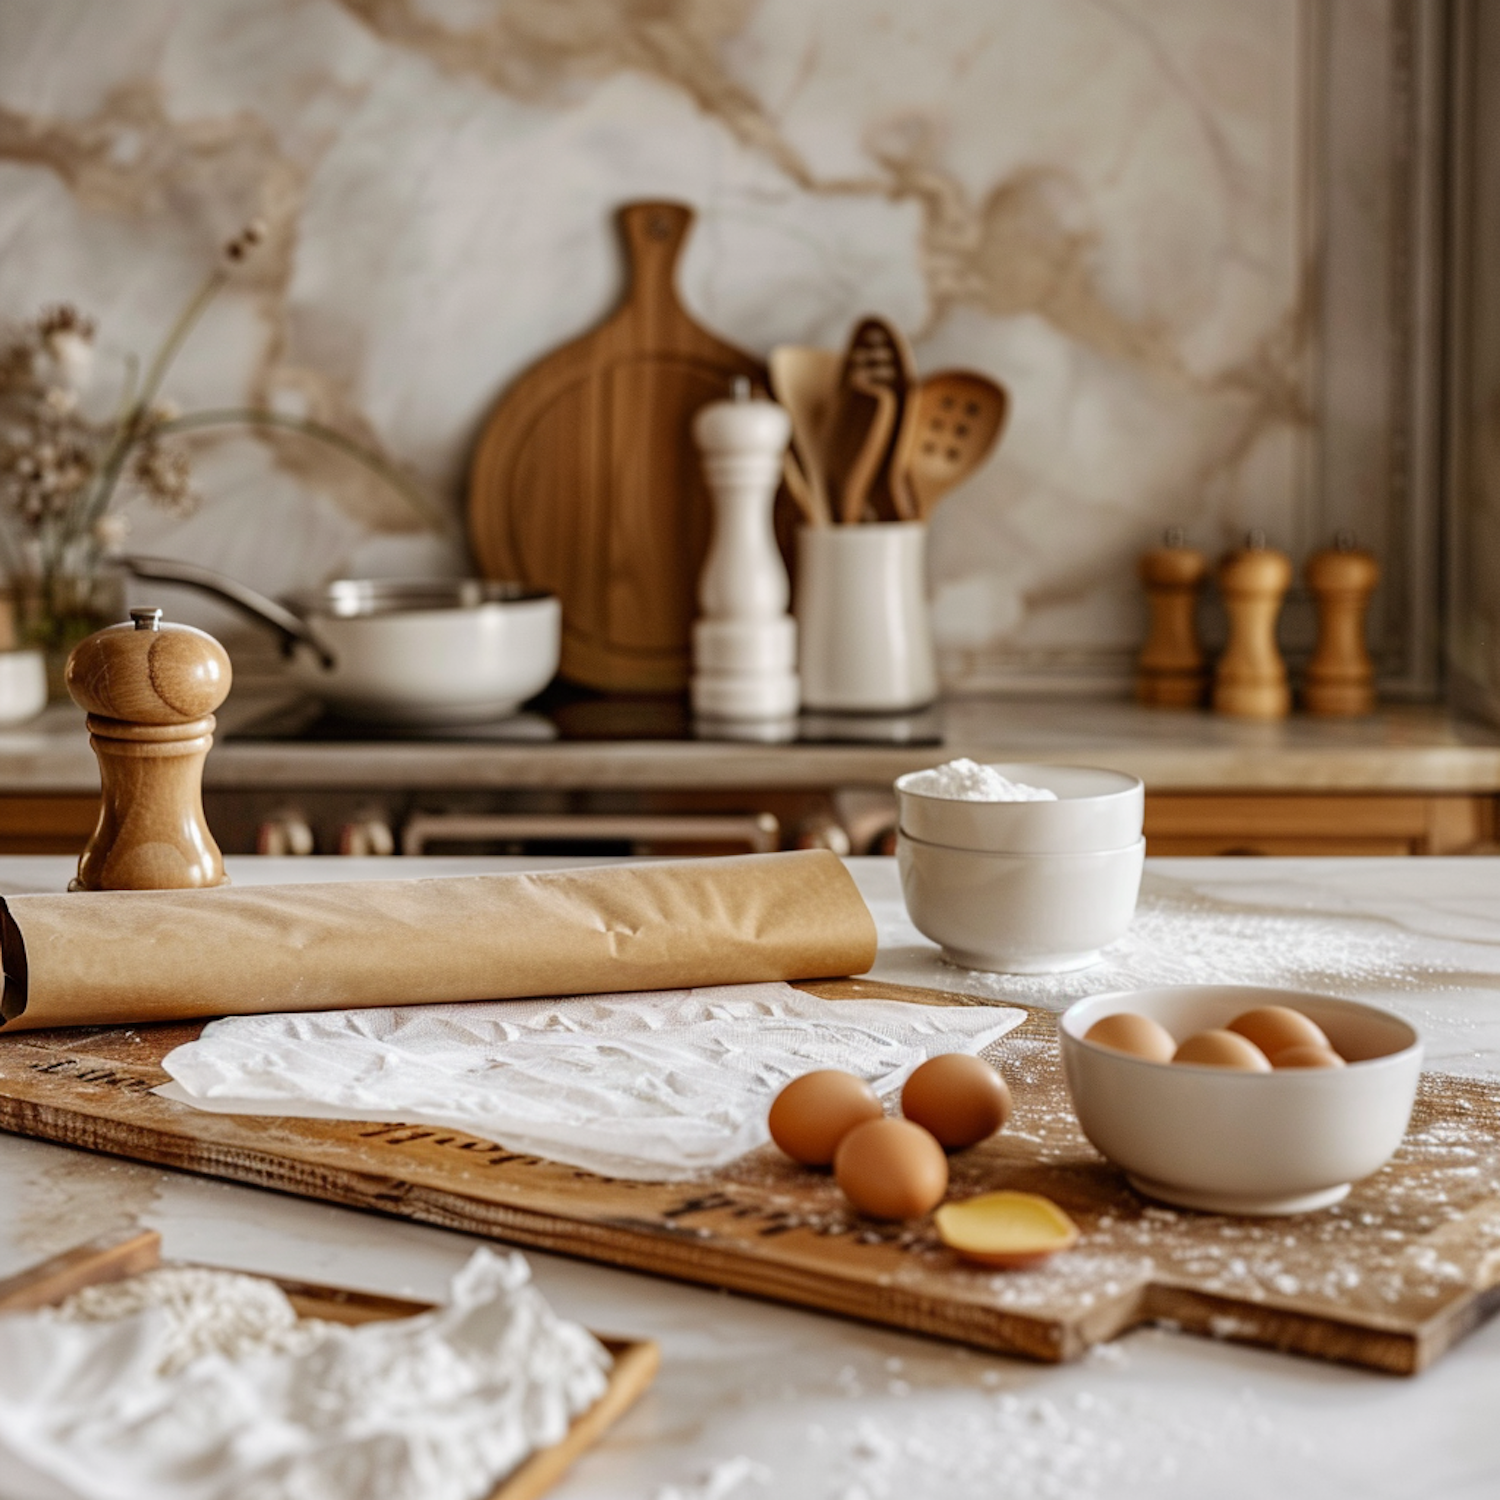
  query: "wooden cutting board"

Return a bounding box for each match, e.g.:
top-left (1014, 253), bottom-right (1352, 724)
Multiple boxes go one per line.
top-left (0, 1230), bottom-right (659, 1500)
top-left (468, 201), bottom-right (764, 693)
top-left (3, 979), bottom-right (1500, 1375)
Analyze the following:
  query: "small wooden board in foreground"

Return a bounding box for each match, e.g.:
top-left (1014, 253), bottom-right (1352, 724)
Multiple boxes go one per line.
top-left (3, 981), bottom-right (1500, 1374)
top-left (0, 1230), bottom-right (659, 1500)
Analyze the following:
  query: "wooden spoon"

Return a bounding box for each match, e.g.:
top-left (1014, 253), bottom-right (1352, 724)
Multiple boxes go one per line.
top-left (769, 346), bottom-right (840, 527)
top-left (898, 371), bottom-right (1009, 519)
top-left (823, 374), bottom-right (897, 525)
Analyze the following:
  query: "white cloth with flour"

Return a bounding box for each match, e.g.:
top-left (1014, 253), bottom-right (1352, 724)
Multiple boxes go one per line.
top-left (158, 983), bottom-right (1023, 1180)
top-left (0, 1250), bottom-right (607, 1500)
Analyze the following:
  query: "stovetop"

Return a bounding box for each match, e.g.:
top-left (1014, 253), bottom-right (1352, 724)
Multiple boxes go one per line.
top-left (225, 683), bottom-right (945, 747)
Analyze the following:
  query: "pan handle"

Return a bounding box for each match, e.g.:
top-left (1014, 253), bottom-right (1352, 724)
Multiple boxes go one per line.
top-left (121, 556), bottom-right (333, 667)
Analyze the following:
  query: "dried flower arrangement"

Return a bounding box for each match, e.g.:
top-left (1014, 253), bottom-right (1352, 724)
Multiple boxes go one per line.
top-left (0, 221), bottom-right (441, 681)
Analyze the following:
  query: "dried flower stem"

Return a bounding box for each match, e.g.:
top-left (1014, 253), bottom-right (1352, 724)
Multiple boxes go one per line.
top-left (159, 408), bottom-right (451, 534)
top-left (137, 267), bottom-right (225, 423)
top-left (72, 267), bottom-right (226, 550)
top-left (5, 217), bottom-right (448, 667)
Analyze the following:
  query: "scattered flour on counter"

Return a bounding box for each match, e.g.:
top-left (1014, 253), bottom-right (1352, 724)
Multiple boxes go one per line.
top-left (654, 1456), bottom-right (771, 1500)
top-left (807, 1383), bottom-right (1311, 1500)
top-left (902, 759), bottom-right (1057, 802)
top-left (0, 1249), bottom-right (610, 1500)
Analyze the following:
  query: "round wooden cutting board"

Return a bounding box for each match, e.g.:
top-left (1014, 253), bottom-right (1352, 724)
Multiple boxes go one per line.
top-left (468, 202), bottom-right (764, 693)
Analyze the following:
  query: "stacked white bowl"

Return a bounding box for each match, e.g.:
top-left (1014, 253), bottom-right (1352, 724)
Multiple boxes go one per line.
top-left (895, 762), bottom-right (1146, 974)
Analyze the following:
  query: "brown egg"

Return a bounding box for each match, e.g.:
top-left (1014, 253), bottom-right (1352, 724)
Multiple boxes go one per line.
top-left (1172, 1030), bottom-right (1273, 1071)
top-left (1227, 1005), bottom-right (1331, 1060)
top-left (834, 1118), bottom-right (949, 1220)
top-left (901, 1055), bottom-right (1013, 1150)
top-left (768, 1070), bottom-right (883, 1166)
top-left (1084, 1012), bottom-right (1177, 1063)
top-left (1270, 1044), bottom-right (1346, 1070)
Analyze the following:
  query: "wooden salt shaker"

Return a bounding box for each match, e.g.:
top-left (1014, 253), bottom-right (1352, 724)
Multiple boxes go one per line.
top-left (65, 606), bottom-right (232, 891)
top-left (1213, 532), bottom-right (1292, 720)
top-left (1136, 527), bottom-right (1208, 708)
top-left (1304, 533), bottom-right (1379, 717)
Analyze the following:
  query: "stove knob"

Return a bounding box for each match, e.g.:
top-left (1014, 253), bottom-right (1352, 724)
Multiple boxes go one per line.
top-left (339, 813), bottom-right (395, 857)
top-left (256, 810), bottom-right (315, 857)
top-left (792, 813), bottom-right (852, 856)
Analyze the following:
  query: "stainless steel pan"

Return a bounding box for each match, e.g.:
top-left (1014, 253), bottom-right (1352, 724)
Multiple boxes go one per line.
top-left (124, 556), bottom-right (560, 725)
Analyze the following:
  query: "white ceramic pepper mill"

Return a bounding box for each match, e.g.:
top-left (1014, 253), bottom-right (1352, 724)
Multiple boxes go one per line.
top-left (690, 378), bottom-right (800, 722)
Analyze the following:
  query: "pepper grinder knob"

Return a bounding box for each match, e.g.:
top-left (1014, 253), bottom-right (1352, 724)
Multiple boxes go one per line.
top-left (1213, 534), bottom-right (1293, 720)
top-left (65, 608), bottom-right (233, 890)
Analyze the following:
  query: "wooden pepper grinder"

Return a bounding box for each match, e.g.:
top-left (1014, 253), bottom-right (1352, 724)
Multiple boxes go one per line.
top-left (1213, 531), bottom-right (1293, 720)
top-left (65, 606), bottom-right (232, 891)
top-left (1304, 532), bottom-right (1379, 716)
top-left (1136, 527), bottom-right (1208, 707)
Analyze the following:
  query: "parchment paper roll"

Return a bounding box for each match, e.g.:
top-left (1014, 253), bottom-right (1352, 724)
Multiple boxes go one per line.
top-left (0, 850), bottom-right (877, 1032)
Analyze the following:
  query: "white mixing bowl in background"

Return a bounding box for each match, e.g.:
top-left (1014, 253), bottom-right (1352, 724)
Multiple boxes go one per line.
top-left (1059, 985), bottom-right (1423, 1215)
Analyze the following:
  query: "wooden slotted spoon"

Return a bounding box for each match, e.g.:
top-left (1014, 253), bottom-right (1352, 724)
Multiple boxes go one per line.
top-left (823, 374), bottom-right (898, 524)
top-left (896, 371), bottom-right (1009, 519)
top-left (840, 316), bottom-right (915, 520)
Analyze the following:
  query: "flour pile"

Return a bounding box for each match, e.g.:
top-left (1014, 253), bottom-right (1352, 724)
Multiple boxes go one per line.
top-left (54, 1265), bottom-right (328, 1374)
top-left (901, 759), bottom-right (1057, 801)
top-left (0, 1250), bottom-right (609, 1500)
top-left (157, 983), bottom-right (1024, 1180)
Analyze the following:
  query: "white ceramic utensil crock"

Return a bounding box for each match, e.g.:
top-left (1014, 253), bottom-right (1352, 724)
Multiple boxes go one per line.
top-left (1060, 986), bottom-right (1423, 1215)
top-left (795, 522), bottom-right (936, 712)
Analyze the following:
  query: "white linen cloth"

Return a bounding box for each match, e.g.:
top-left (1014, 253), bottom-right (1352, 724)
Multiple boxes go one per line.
top-left (158, 983), bottom-right (1023, 1181)
top-left (0, 1250), bottom-right (608, 1500)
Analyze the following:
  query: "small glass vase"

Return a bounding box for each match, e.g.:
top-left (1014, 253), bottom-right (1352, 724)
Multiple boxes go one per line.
top-left (6, 564), bottom-right (127, 700)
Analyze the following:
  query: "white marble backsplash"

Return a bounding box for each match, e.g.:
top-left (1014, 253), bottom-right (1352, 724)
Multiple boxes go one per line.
top-left (0, 0), bottom-right (1309, 687)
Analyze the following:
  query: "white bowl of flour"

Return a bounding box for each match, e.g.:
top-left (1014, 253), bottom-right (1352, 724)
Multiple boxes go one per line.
top-left (894, 758), bottom-right (1146, 974)
top-left (895, 760), bottom-right (1143, 853)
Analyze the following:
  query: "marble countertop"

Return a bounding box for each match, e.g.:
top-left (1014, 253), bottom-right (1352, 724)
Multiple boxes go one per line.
top-left (4, 692), bottom-right (1500, 794)
top-left (1, 854), bottom-right (1498, 1499)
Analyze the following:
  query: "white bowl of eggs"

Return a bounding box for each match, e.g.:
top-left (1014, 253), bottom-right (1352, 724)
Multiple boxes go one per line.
top-left (1059, 985), bottom-right (1423, 1216)
top-left (895, 761), bottom-right (1145, 974)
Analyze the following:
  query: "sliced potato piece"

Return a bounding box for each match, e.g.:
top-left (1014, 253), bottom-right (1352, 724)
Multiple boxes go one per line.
top-left (935, 1190), bottom-right (1080, 1269)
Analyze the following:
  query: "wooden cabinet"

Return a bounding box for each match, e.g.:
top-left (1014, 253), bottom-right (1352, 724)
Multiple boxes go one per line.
top-left (3, 789), bottom-right (1497, 859)
top-left (1143, 793), bottom-right (1496, 856)
top-left (0, 796), bottom-right (100, 854)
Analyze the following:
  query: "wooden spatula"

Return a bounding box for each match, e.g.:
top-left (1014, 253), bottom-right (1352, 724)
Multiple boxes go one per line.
top-left (780, 447), bottom-right (820, 526)
top-left (898, 370), bottom-right (1009, 519)
top-left (841, 316), bottom-right (914, 519)
top-left (769, 346), bottom-right (840, 526)
top-left (823, 374), bottom-right (898, 525)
